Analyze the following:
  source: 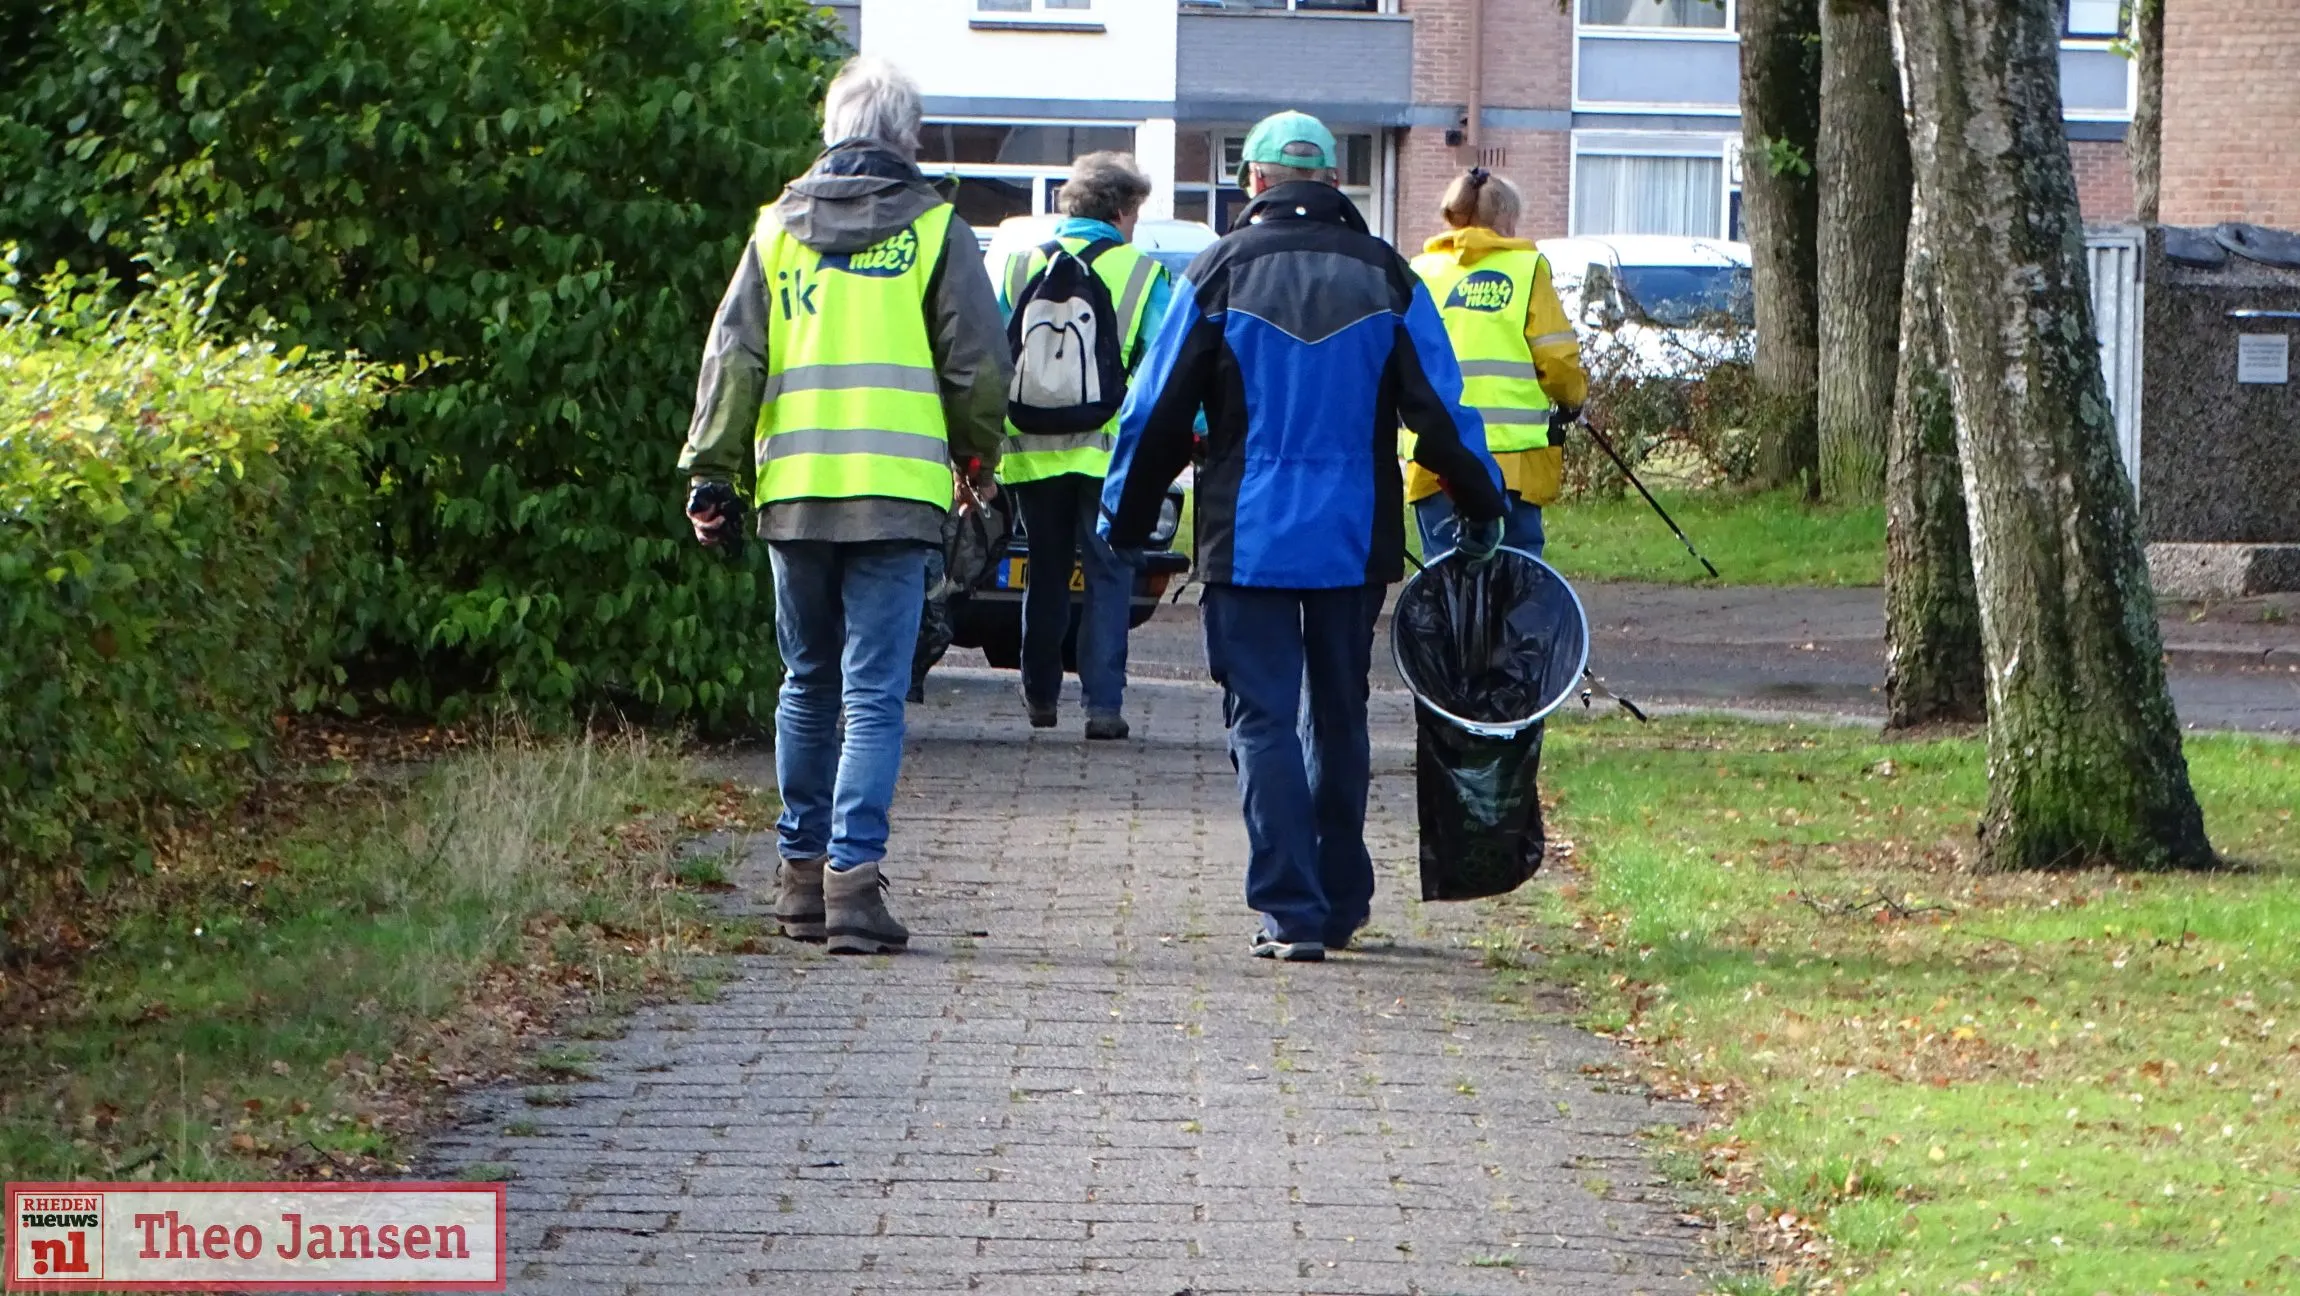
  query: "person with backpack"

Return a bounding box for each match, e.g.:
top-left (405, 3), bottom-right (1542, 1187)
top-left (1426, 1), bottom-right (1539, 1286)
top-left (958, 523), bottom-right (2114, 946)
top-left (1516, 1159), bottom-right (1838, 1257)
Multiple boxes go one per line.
top-left (678, 57), bottom-right (1010, 955)
top-left (1100, 112), bottom-right (1508, 962)
top-left (996, 152), bottom-right (1173, 741)
top-left (1405, 168), bottom-right (1587, 559)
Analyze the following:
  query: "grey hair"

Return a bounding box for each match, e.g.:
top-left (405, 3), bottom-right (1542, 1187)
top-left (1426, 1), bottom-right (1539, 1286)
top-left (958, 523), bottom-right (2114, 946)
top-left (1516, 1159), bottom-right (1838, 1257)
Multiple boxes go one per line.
top-left (1248, 140), bottom-right (1336, 192)
top-left (1250, 162), bottom-right (1335, 188)
top-left (821, 56), bottom-right (923, 156)
top-left (1058, 151), bottom-right (1153, 223)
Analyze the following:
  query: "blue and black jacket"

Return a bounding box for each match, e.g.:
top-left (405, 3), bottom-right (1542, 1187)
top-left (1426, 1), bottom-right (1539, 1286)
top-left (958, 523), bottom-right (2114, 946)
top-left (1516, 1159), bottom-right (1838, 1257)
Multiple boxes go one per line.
top-left (1099, 182), bottom-right (1507, 588)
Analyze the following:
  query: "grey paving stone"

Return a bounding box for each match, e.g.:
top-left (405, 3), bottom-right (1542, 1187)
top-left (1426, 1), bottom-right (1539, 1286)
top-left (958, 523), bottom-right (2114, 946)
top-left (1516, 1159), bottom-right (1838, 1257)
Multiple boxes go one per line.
top-left (425, 670), bottom-right (1706, 1293)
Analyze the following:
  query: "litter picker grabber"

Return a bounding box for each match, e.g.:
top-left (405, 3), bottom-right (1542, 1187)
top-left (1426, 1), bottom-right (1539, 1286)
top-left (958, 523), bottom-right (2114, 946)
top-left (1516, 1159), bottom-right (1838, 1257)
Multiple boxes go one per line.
top-left (1574, 414), bottom-right (1721, 580)
top-left (1579, 667), bottom-right (1648, 723)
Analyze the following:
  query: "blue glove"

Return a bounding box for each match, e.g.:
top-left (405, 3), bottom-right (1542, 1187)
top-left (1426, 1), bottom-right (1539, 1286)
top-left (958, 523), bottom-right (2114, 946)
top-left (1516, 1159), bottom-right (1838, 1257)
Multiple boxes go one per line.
top-left (1457, 516), bottom-right (1504, 566)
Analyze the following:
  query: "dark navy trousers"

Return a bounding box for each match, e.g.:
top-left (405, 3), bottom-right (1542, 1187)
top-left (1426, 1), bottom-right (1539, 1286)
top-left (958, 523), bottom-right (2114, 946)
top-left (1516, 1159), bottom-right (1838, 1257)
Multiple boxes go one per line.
top-left (1200, 581), bottom-right (1386, 945)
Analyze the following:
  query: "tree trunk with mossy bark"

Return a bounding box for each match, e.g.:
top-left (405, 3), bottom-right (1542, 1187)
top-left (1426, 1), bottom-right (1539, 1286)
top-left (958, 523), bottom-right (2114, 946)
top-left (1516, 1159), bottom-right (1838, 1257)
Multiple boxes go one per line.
top-left (1883, 202), bottom-right (1984, 729)
top-left (1740, 0), bottom-right (1822, 496)
top-left (2129, 0), bottom-right (2163, 223)
top-left (1816, 0), bottom-right (1909, 503)
top-left (1892, 0), bottom-right (2214, 871)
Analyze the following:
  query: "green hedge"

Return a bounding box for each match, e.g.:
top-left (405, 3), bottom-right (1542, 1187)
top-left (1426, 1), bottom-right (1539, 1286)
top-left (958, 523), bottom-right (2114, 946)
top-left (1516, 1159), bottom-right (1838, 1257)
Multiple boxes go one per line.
top-left (0, 0), bottom-right (844, 726)
top-left (0, 258), bottom-right (377, 921)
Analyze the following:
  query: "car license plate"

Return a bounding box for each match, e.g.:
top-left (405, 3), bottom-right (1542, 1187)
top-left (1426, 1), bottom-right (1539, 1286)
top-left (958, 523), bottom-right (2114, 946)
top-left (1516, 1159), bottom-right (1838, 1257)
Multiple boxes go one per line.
top-left (998, 559), bottom-right (1084, 592)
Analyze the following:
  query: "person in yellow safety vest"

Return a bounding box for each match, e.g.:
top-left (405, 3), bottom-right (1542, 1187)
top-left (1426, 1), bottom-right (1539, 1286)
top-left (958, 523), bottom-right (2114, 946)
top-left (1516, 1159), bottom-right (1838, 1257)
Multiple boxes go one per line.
top-left (1404, 168), bottom-right (1588, 561)
top-left (995, 152), bottom-right (1174, 742)
top-left (678, 57), bottom-right (1012, 956)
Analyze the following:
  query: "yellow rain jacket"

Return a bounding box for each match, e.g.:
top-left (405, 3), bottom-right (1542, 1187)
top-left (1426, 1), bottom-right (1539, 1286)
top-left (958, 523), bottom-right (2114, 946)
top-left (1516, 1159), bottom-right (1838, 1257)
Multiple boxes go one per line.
top-left (1403, 226), bottom-right (1588, 508)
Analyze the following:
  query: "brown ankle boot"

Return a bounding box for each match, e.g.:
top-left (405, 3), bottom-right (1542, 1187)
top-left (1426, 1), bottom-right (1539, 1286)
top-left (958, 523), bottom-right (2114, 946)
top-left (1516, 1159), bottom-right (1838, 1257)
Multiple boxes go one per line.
top-left (774, 856), bottom-right (826, 942)
top-left (823, 861), bottom-right (909, 955)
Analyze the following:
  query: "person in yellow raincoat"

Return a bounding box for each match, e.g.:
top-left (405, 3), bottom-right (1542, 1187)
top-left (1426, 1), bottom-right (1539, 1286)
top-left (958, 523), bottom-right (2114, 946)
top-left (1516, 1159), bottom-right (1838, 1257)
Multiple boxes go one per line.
top-left (1403, 168), bottom-right (1588, 559)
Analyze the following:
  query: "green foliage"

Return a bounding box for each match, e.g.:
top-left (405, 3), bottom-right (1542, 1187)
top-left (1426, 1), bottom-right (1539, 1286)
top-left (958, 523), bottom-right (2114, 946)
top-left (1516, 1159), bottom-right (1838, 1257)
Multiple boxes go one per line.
top-left (1754, 133), bottom-right (1815, 180)
top-left (0, 0), bottom-right (847, 725)
top-left (0, 734), bottom-right (737, 1180)
top-left (0, 255), bottom-right (377, 931)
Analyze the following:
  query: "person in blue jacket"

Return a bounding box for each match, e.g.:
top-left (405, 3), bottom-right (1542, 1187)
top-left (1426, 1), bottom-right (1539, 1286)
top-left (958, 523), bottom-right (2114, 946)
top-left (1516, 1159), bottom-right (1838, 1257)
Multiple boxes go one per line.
top-left (1100, 111), bottom-right (1508, 963)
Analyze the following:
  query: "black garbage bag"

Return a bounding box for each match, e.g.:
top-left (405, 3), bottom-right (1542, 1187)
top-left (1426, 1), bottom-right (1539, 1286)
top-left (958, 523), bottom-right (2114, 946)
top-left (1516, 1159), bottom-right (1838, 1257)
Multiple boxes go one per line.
top-left (1415, 705), bottom-right (1547, 900)
top-left (1392, 549), bottom-right (1588, 902)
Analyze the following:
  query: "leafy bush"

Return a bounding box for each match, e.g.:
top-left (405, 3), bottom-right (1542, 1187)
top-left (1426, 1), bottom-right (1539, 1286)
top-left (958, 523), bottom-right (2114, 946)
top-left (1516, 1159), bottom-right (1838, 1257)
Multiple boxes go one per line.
top-left (1572, 328), bottom-right (1765, 498)
top-left (0, 256), bottom-right (377, 935)
top-left (0, 0), bottom-right (846, 725)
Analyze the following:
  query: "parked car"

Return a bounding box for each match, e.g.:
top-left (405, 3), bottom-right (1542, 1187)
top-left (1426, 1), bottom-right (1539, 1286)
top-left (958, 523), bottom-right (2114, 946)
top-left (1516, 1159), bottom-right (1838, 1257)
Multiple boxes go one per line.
top-left (949, 485), bottom-right (1190, 671)
top-left (1534, 235), bottom-right (1755, 380)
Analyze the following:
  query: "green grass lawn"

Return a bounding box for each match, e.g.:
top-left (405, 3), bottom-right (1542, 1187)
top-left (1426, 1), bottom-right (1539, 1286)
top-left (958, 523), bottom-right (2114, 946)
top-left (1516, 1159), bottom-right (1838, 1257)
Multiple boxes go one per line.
top-left (1173, 487), bottom-right (1882, 586)
top-left (0, 736), bottom-right (755, 1182)
top-left (1545, 488), bottom-right (1883, 587)
top-left (1489, 717), bottom-right (2299, 1293)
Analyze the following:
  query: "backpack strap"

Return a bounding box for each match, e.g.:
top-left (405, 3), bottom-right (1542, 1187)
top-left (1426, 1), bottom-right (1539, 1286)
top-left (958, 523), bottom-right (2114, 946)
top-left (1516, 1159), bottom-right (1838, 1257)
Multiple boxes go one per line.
top-left (1074, 237), bottom-right (1122, 266)
top-left (1003, 248), bottom-right (1037, 310)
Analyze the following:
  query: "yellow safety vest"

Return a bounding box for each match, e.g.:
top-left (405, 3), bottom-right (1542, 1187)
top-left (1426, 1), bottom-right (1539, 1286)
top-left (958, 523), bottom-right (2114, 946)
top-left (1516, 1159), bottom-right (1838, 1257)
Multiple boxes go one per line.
top-left (1407, 248), bottom-right (1554, 455)
top-left (998, 237), bottom-right (1160, 485)
top-left (752, 203), bottom-right (955, 509)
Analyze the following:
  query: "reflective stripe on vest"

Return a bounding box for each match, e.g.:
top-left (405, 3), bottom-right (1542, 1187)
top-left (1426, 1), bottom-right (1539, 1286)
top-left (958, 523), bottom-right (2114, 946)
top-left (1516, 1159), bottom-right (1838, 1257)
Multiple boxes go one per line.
top-left (998, 237), bottom-right (1158, 485)
top-left (752, 203), bottom-right (955, 510)
top-left (1410, 248), bottom-right (1553, 454)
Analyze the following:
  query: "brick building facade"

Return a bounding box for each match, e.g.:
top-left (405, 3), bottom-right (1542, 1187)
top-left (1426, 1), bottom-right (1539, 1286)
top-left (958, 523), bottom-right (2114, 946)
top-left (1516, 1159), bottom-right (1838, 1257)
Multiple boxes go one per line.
top-left (846, 1), bottom-right (2144, 251)
top-left (1390, 0), bottom-right (2137, 248)
top-left (2160, 0), bottom-right (2300, 228)
top-left (2072, 138), bottom-right (2138, 223)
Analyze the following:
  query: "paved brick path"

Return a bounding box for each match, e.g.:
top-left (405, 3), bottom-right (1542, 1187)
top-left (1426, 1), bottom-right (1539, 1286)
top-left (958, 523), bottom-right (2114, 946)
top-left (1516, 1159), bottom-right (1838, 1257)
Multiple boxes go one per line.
top-left (427, 670), bottom-right (1702, 1295)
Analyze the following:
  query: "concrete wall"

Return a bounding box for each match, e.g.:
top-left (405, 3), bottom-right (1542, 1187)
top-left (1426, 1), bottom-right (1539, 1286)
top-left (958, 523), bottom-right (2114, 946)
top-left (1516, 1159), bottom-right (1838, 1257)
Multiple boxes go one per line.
top-left (862, 0), bottom-right (1177, 108)
top-left (1175, 11), bottom-right (1413, 121)
top-left (2160, 0), bottom-right (2300, 228)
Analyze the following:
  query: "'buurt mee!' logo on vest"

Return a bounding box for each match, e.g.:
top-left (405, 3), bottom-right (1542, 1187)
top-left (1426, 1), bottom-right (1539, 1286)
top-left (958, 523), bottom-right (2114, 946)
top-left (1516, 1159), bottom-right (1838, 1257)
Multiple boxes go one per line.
top-left (823, 227), bottom-right (919, 278)
top-left (1445, 270), bottom-right (1515, 312)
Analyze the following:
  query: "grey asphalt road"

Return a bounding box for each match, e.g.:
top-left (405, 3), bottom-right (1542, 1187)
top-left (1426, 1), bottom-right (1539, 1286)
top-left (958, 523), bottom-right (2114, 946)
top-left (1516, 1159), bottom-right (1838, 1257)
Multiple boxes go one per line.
top-left (945, 582), bottom-right (2300, 734)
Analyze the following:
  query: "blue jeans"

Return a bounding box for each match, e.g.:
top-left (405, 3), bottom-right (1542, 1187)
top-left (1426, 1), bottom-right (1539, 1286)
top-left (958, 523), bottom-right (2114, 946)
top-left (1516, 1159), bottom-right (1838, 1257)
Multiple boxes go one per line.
top-left (1414, 492), bottom-right (1546, 561)
top-left (1201, 582), bottom-right (1385, 946)
top-left (1014, 474), bottom-right (1135, 717)
top-left (769, 540), bottom-right (929, 871)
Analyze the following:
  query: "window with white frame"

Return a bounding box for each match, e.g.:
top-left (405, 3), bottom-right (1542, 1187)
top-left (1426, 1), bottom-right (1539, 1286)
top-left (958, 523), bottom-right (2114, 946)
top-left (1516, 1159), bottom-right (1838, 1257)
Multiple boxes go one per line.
top-left (921, 121), bottom-right (1136, 233)
top-left (977, 0), bottom-right (1091, 11)
top-left (1573, 153), bottom-right (1725, 237)
top-left (2064, 0), bottom-right (2119, 37)
top-left (1578, 0), bottom-right (1730, 29)
top-left (1172, 129), bottom-right (1380, 235)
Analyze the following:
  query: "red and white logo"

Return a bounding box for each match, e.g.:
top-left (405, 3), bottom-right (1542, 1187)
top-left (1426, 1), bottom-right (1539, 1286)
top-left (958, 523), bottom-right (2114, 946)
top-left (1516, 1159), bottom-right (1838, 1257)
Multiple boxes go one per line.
top-left (5, 1183), bottom-right (505, 1291)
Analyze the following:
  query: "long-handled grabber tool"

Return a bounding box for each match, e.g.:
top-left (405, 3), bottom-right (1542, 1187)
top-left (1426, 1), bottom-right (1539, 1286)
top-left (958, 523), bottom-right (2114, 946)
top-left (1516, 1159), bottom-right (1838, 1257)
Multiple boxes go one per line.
top-left (1575, 415), bottom-right (1720, 580)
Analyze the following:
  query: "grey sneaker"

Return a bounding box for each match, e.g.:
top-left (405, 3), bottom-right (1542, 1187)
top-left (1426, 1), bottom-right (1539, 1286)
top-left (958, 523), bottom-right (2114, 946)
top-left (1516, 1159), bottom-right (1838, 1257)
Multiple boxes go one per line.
top-left (1251, 929), bottom-right (1325, 962)
top-left (1084, 713), bottom-right (1130, 741)
top-left (775, 856), bottom-right (826, 942)
top-left (824, 861), bottom-right (910, 955)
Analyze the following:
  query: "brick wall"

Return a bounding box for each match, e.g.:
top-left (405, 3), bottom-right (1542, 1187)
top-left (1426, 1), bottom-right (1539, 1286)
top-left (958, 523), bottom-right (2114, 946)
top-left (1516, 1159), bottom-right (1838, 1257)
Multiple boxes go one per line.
top-left (2159, 0), bottom-right (2300, 228)
top-left (1397, 0), bottom-right (1575, 249)
top-left (2071, 138), bottom-right (2137, 223)
top-left (1398, 127), bottom-right (1570, 250)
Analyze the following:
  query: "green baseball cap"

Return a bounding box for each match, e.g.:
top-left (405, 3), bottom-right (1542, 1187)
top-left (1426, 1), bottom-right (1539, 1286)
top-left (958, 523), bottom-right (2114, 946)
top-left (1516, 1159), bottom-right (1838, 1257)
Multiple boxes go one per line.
top-left (1236, 110), bottom-right (1338, 189)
